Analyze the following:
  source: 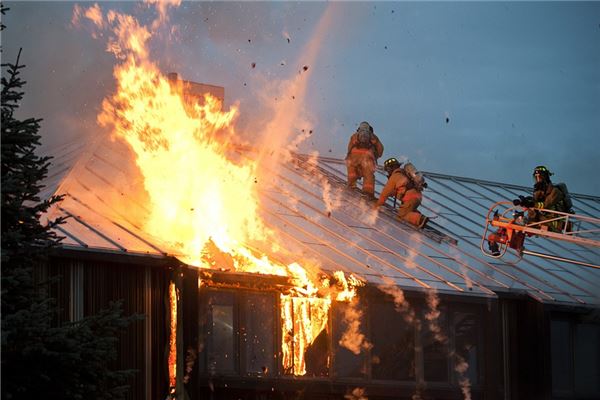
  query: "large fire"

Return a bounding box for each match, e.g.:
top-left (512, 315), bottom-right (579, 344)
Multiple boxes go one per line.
top-left (77, 0), bottom-right (365, 385)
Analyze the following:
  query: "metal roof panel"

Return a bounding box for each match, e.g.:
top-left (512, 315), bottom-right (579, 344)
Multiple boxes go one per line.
top-left (43, 144), bottom-right (600, 306)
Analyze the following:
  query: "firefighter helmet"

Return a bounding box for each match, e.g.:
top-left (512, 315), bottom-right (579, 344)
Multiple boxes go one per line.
top-left (533, 165), bottom-right (553, 182)
top-left (383, 157), bottom-right (401, 175)
top-left (357, 121), bottom-right (371, 132)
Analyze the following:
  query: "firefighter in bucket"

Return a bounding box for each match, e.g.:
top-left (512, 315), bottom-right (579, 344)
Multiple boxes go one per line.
top-left (487, 165), bottom-right (571, 256)
top-left (513, 165), bottom-right (571, 232)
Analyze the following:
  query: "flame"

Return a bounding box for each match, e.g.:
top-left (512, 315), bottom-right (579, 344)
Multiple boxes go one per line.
top-left (82, 2), bottom-right (367, 377)
top-left (281, 295), bottom-right (331, 375)
top-left (98, 44), bottom-right (268, 268)
top-left (168, 281), bottom-right (178, 394)
top-left (334, 271), bottom-right (364, 302)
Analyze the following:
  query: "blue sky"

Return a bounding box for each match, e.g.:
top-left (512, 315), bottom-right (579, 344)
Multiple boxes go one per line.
top-left (3, 1), bottom-right (599, 196)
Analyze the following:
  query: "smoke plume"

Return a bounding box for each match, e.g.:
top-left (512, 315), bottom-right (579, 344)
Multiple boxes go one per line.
top-left (338, 297), bottom-right (372, 355)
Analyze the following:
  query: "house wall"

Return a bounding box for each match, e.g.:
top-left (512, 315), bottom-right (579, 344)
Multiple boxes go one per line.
top-left (547, 307), bottom-right (600, 400)
top-left (45, 254), bottom-right (600, 400)
top-left (193, 285), bottom-right (501, 400)
top-left (47, 253), bottom-right (172, 400)
top-left (499, 297), bottom-right (600, 400)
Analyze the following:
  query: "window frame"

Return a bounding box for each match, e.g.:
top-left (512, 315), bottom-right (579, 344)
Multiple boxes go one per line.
top-left (550, 315), bottom-right (600, 399)
top-left (198, 288), bottom-right (279, 378)
top-left (364, 294), bottom-right (485, 389)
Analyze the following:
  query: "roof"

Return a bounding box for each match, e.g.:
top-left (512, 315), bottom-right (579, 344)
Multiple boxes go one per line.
top-left (43, 137), bottom-right (600, 307)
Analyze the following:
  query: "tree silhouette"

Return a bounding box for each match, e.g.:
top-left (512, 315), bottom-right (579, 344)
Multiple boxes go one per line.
top-left (1, 5), bottom-right (140, 399)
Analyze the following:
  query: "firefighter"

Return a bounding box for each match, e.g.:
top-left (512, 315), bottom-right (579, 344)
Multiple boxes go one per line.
top-left (514, 165), bottom-right (568, 232)
top-left (375, 157), bottom-right (429, 229)
top-left (345, 121), bottom-right (384, 199)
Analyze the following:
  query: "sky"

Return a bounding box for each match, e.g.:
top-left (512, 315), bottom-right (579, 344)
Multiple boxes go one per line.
top-left (2, 1), bottom-right (599, 196)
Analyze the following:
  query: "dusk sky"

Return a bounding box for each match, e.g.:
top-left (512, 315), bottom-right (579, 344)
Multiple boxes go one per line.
top-left (3, 1), bottom-right (599, 196)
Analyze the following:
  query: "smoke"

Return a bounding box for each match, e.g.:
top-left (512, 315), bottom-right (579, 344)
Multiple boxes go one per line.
top-left (423, 288), bottom-right (472, 400)
top-left (182, 346), bottom-right (197, 384)
top-left (424, 289), bottom-right (447, 344)
top-left (249, 3), bottom-right (337, 173)
top-left (344, 387), bottom-right (368, 400)
top-left (454, 353), bottom-right (472, 400)
top-left (360, 200), bottom-right (380, 226)
top-left (376, 262), bottom-right (472, 400)
top-left (305, 151), bottom-right (343, 215)
top-left (338, 297), bottom-right (372, 355)
top-left (72, 3), bottom-right (103, 30)
top-left (411, 390), bottom-right (423, 400)
top-left (145, 0), bottom-right (181, 29)
top-left (377, 277), bottom-right (415, 324)
top-left (448, 246), bottom-right (474, 290)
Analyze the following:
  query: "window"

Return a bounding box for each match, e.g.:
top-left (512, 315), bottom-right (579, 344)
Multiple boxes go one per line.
top-left (200, 289), bottom-right (276, 377)
top-left (304, 322), bottom-right (330, 377)
top-left (362, 296), bottom-right (482, 387)
top-left (422, 308), bottom-right (449, 382)
top-left (205, 291), bottom-right (237, 374)
top-left (370, 301), bottom-right (415, 381)
top-left (241, 293), bottom-right (275, 376)
top-left (551, 318), bottom-right (600, 398)
top-left (281, 296), bottom-right (330, 376)
top-left (551, 320), bottom-right (573, 394)
top-left (453, 311), bottom-right (480, 385)
top-left (574, 323), bottom-right (600, 396)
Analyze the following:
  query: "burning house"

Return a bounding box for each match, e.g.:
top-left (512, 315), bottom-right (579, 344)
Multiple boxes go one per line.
top-left (39, 72), bottom-right (600, 400)
top-left (35, 4), bottom-right (599, 400)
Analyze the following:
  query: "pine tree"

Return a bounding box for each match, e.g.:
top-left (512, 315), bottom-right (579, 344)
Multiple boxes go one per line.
top-left (1, 5), bottom-right (140, 399)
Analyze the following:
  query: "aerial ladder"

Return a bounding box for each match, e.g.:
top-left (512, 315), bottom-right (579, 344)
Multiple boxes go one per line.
top-left (481, 201), bottom-right (600, 269)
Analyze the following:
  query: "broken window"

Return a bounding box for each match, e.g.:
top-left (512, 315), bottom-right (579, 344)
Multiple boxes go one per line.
top-left (281, 296), bottom-right (330, 376)
top-left (304, 321), bottom-right (330, 377)
top-left (370, 300), bottom-right (416, 381)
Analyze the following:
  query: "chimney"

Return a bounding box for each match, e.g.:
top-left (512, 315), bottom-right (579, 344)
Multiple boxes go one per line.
top-left (167, 72), bottom-right (179, 82)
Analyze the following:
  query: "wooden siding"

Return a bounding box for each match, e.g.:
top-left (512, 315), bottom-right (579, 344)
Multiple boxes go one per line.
top-left (44, 254), bottom-right (599, 400)
top-left (47, 256), bottom-right (171, 400)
